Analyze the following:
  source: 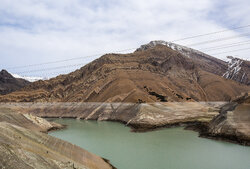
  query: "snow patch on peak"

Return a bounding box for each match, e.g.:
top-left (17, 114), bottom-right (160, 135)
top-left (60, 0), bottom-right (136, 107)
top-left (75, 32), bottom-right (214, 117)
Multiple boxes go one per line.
top-left (136, 40), bottom-right (207, 58)
top-left (11, 73), bottom-right (48, 82)
top-left (223, 56), bottom-right (243, 80)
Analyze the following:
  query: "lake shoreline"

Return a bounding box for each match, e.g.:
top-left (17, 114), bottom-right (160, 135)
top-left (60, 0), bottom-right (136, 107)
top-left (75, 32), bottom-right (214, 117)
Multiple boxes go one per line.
top-left (48, 117), bottom-right (250, 146)
top-left (2, 100), bottom-right (249, 146)
top-left (49, 118), bottom-right (250, 169)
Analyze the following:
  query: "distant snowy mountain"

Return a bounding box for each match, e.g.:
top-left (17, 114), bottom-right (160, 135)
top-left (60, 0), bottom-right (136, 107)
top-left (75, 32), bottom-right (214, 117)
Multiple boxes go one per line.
top-left (223, 56), bottom-right (250, 85)
top-left (223, 56), bottom-right (243, 79)
top-left (11, 73), bottom-right (48, 82)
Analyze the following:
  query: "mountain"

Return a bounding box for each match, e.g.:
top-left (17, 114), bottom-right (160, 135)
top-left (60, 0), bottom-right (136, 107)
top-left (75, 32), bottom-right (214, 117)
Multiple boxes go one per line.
top-left (223, 56), bottom-right (250, 85)
top-left (0, 69), bottom-right (30, 95)
top-left (0, 41), bottom-right (249, 102)
top-left (136, 40), bottom-right (228, 76)
top-left (138, 41), bottom-right (250, 85)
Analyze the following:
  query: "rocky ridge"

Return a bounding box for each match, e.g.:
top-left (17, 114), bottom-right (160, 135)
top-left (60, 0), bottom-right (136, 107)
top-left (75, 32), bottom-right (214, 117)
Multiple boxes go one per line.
top-left (200, 93), bottom-right (250, 145)
top-left (136, 40), bottom-right (228, 76)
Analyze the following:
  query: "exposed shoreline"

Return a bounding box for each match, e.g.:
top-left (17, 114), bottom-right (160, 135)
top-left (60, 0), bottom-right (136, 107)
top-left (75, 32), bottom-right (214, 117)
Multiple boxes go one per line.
top-left (2, 101), bottom-right (250, 147)
top-left (48, 117), bottom-right (250, 146)
top-left (0, 108), bottom-right (115, 169)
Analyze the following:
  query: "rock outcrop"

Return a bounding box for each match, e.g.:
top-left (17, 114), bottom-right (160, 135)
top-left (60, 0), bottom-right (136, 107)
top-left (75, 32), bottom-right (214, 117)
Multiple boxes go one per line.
top-left (0, 69), bottom-right (30, 95)
top-left (200, 93), bottom-right (250, 145)
top-left (0, 44), bottom-right (249, 102)
top-left (0, 107), bottom-right (114, 169)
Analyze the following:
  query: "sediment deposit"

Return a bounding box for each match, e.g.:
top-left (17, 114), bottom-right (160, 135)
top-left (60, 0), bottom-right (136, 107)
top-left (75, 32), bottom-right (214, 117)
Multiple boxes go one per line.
top-left (0, 108), bottom-right (114, 169)
top-left (0, 102), bottom-right (222, 131)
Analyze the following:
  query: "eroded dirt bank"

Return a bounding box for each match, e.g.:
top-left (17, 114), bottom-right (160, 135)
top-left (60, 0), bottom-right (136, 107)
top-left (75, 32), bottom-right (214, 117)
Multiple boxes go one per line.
top-left (1, 99), bottom-right (249, 150)
top-left (0, 102), bottom-right (223, 130)
top-left (2, 100), bottom-right (249, 146)
top-left (0, 108), bottom-right (114, 169)
top-left (197, 93), bottom-right (250, 146)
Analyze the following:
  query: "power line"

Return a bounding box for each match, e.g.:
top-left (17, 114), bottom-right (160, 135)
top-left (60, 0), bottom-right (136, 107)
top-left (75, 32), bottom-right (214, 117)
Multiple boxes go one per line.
top-left (16, 63), bottom-right (85, 74)
top-left (211, 47), bottom-right (250, 55)
top-left (203, 41), bottom-right (250, 52)
top-left (199, 39), bottom-right (250, 50)
top-left (7, 54), bottom-right (99, 69)
top-left (15, 46), bottom-right (250, 75)
top-left (187, 32), bottom-right (250, 46)
top-left (6, 24), bottom-right (250, 70)
top-left (171, 24), bottom-right (250, 42)
top-left (6, 48), bottom-right (136, 70)
top-left (13, 34), bottom-right (250, 74)
top-left (20, 69), bottom-right (76, 78)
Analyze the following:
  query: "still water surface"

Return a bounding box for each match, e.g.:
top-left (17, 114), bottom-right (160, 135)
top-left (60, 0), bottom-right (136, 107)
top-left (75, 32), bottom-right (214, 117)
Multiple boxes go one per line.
top-left (49, 119), bottom-right (250, 169)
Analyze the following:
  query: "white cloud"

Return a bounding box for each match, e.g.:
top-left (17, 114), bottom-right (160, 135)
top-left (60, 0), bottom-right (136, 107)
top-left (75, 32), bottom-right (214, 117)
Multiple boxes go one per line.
top-left (0, 0), bottom-right (249, 77)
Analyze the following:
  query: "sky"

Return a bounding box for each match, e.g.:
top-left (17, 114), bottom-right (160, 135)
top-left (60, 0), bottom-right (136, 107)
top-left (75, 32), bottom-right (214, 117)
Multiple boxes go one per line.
top-left (0, 0), bottom-right (250, 77)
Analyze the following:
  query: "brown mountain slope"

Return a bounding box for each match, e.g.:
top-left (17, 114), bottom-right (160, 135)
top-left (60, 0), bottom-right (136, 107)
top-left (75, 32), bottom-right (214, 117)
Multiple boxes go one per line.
top-left (136, 40), bottom-right (228, 76)
top-left (0, 45), bottom-right (249, 102)
top-left (0, 70), bottom-right (30, 95)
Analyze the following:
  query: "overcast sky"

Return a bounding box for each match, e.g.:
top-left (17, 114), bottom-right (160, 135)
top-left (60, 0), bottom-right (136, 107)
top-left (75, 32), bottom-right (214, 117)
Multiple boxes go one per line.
top-left (0, 0), bottom-right (250, 77)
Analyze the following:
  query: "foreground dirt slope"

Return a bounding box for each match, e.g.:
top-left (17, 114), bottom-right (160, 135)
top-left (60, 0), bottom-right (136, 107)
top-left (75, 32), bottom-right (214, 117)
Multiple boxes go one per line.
top-left (0, 108), bottom-right (114, 169)
top-left (0, 45), bottom-right (249, 102)
top-left (0, 107), bottom-right (62, 132)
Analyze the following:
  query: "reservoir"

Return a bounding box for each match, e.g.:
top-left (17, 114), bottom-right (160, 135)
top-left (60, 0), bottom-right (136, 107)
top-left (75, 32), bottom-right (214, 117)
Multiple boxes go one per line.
top-left (49, 119), bottom-right (250, 169)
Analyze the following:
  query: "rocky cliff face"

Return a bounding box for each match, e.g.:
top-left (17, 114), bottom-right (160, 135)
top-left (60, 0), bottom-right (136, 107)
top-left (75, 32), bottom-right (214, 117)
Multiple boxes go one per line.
top-left (0, 44), bottom-right (249, 102)
top-left (223, 56), bottom-right (250, 85)
top-left (202, 93), bottom-right (250, 145)
top-left (0, 107), bottom-right (114, 169)
top-left (0, 69), bottom-right (30, 95)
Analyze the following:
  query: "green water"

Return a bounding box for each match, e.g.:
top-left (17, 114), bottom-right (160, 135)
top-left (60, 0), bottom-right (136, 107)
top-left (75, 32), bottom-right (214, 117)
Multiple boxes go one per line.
top-left (49, 119), bottom-right (250, 169)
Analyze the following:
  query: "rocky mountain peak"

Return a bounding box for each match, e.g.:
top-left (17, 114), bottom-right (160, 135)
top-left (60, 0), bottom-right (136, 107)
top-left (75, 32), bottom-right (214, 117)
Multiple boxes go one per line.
top-left (0, 69), bottom-right (14, 79)
top-left (0, 69), bottom-right (30, 95)
top-left (223, 56), bottom-right (250, 85)
top-left (136, 40), bottom-right (187, 54)
top-left (136, 40), bottom-right (207, 58)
